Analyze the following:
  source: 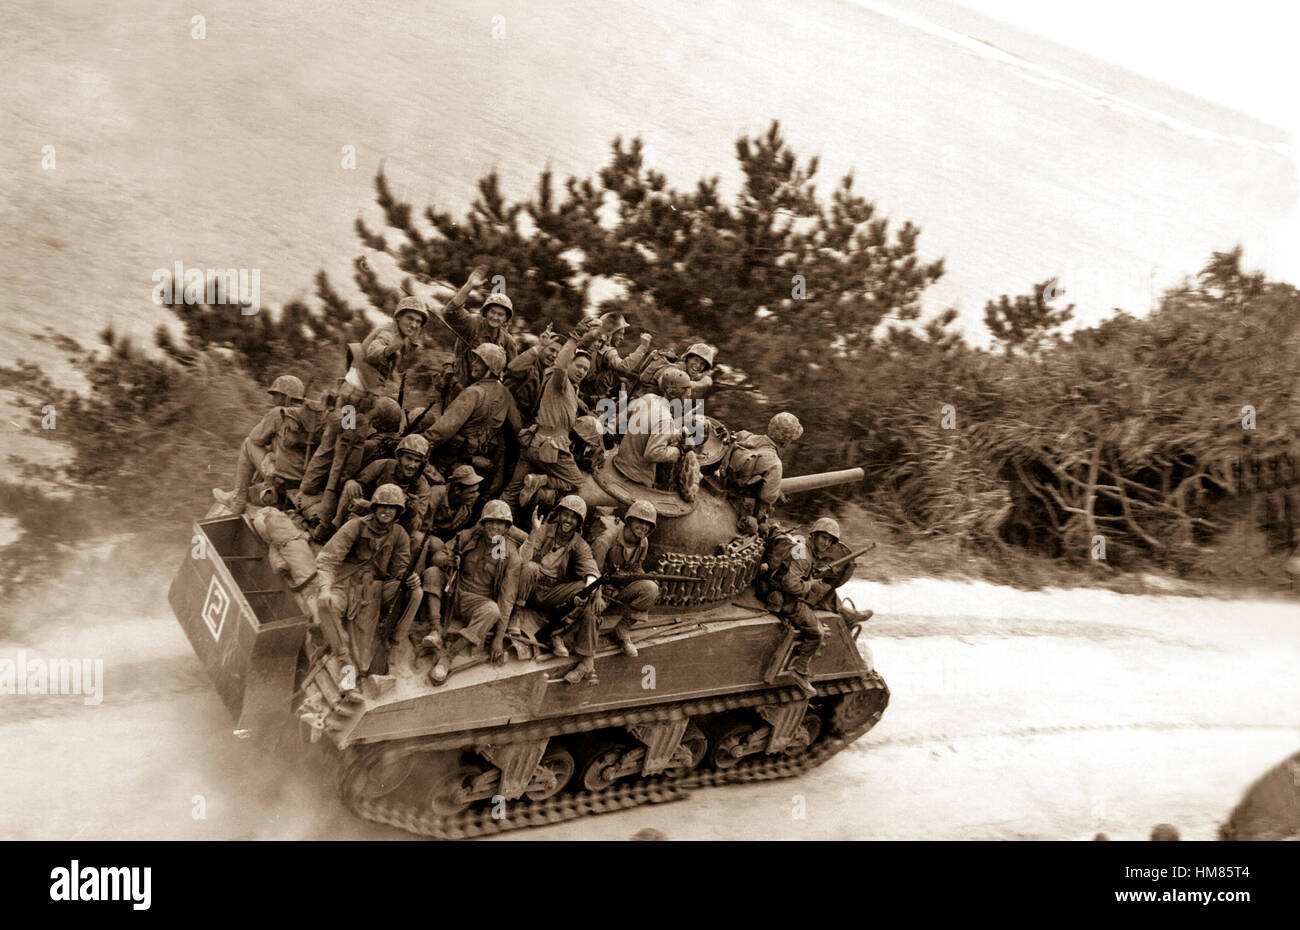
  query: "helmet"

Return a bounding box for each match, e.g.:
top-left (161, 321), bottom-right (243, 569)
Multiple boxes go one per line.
top-left (481, 499), bottom-right (512, 522)
top-left (481, 293), bottom-right (514, 320)
top-left (394, 295), bottom-right (430, 325)
top-left (471, 343), bottom-right (508, 378)
top-left (555, 494), bottom-right (588, 522)
top-left (811, 517), bottom-right (841, 540)
top-left (573, 415), bottom-right (603, 446)
top-left (767, 412), bottom-right (803, 444)
top-left (657, 366), bottom-right (691, 394)
top-left (370, 397), bottom-right (404, 433)
top-left (625, 500), bottom-right (658, 527)
top-left (683, 343), bottom-right (716, 370)
top-left (396, 434), bottom-right (430, 458)
top-left (267, 375), bottom-right (305, 403)
top-left (371, 483), bottom-right (406, 510)
top-left (447, 464), bottom-right (484, 486)
top-left (598, 311), bottom-right (629, 333)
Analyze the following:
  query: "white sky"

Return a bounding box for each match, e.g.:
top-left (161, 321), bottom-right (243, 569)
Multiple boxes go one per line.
top-left (956, 0), bottom-right (1299, 138)
top-left (954, 0), bottom-right (1299, 282)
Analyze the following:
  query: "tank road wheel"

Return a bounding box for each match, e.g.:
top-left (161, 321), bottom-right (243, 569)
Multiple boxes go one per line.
top-left (354, 752), bottom-right (416, 800)
top-left (581, 743), bottom-right (629, 792)
top-left (525, 746), bottom-right (576, 802)
top-left (428, 764), bottom-right (487, 816)
top-left (783, 713), bottom-right (823, 756)
top-left (664, 728), bottom-right (708, 779)
top-left (710, 724), bottom-right (757, 770)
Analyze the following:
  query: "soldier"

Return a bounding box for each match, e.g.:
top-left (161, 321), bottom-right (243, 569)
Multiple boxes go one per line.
top-left (611, 367), bottom-right (691, 489)
top-left (630, 345), bottom-right (682, 398)
top-left (680, 343), bottom-right (716, 399)
top-left (755, 523), bottom-right (824, 697)
top-left (424, 464), bottom-right (485, 543)
top-left (502, 331), bottom-right (599, 517)
top-left (314, 483), bottom-right (418, 676)
top-left (514, 495), bottom-right (599, 645)
top-left (561, 500), bottom-right (661, 683)
top-left (505, 327), bottom-right (561, 422)
top-left (723, 411), bottom-right (803, 531)
top-left (424, 499), bottom-right (523, 684)
top-left (805, 517), bottom-right (874, 625)
top-left (581, 312), bottom-right (653, 406)
top-left (442, 292), bottom-right (519, 405)
top-left (214, 375), bottom-right (316, 508)
top-left (298, 382), bottom-right (379, 535)
top-left (333, 434), bottom-right (433, 541)
top-left (422, 343), bottom-right (520, 497)
top-left (357, 397), bottom-right (406, 470)
top-left (347, 295), bottom-right (428, 398)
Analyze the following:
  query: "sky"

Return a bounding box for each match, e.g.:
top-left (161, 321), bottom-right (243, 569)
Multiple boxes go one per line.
top-left (954, 0), bottom-right (1299, 139)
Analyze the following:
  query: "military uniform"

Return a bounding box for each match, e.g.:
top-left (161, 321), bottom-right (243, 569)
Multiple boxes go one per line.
top-left (504, 344), bottom-right (548, 422)
top-left (611, 392), bottom-right (682, 488)
top-left (572, 522), bottom-right (659, 656)
top-left (423, 376), bottom-right (520, 496)
top-left (315, 514), bottom-right (412, 671)
top-left (755, 532), bottom-right (824, 679)
top-left (442, 305), bottom-right (518, 403)
top-left (503, 340), bottom-right (588, 507)
top-left (722, 430), bottom-right (785, 520)
top-left (581, 333), bottom-right (651, 406)
top-left (514, 519), bottom-right (599, 615)
top-left (421, 523), bottom-right (521, 647)
top-left (348, 321), bottom-right (418, 398)
top-left (231, 403), bottom-right (321, 502)
top-left (424, 483), bottom-right (480, 542)
top-left (807, 537), bottom-right (855, 611)
top-left (334, 458), bottom-right (432, 536)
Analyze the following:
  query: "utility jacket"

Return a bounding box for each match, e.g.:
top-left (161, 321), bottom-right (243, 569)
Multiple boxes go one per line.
top-left (520, 521), bottom-right (598, 583)
top-left (317, 514), bottom-right (411, 586)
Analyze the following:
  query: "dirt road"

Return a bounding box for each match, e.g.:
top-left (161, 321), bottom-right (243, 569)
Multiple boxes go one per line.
top-left (2, 575), bottom-right (1296, 840)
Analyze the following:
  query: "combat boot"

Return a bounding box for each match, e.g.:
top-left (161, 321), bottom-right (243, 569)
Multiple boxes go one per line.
top-left (788, 668), bottom-right (816, 698)
top-left (564, 656), bottom-right (597, 685)
top-left (551, 635), bottom-right (570, 657)
top-left (613, 623), bottom-right (638, 657)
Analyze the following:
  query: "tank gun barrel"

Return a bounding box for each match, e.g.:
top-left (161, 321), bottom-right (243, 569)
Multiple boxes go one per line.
top-left (779, 467), bottom-right (865, 495)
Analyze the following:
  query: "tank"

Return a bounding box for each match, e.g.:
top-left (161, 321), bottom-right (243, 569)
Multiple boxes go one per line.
top-left (168, 448), bottom-right (889, 839)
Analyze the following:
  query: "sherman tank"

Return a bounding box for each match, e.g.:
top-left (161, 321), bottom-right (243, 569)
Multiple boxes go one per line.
top-left (168, 433), bottom-right (890, 839)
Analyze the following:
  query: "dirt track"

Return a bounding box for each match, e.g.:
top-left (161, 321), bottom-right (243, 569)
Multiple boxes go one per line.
top-left (2, 575), bottom-right (1297, 840)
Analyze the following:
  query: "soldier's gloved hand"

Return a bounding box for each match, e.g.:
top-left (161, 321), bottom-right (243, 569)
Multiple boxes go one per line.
top-left (404, 572), bottom-right (421, 590)
top-left (639, 332), bottom-right (653, 346)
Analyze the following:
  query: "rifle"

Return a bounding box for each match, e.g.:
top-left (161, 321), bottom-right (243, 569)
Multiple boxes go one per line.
top-left (368, 532), bottom-right (433, 676)
top-left (441, 534), bottom-right (463, 627)
top-left (550, 572), bottom-right (702, 636)
top-left (809, 542), bottom-right (877, 579)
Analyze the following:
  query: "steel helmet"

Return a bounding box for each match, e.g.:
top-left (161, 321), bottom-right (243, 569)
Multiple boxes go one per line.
top-left (555, 494), bottom-right (588, 522)
top-left (481, 293), bottom-right (514, 320)
top-left (625, 500), bottom-right (658, 527)
top-left (267, 375), bottom-right (305, 403)
top-left (598, 311), bottom-right (629, 333)
top-left (481, 499), bottom-right (512, 522)
top-left (447, 464), bottom-right (484, 486)
top-left (371, 483), bottom-right (407, 510)
top-left (683, 343), bottom-right (716, 370)
top-left (370, 397), bottom-right (404, 433)
top-left (767, 411), bottom-right (803, 444)
top-left (394, 295), bottom-right (430, 325)
top-left (811, 517), bottom-right (841, 540)
top-left (471, 343), bottom-right (508, 378)
top-left (657, 366), bottom-right (691, 394)
top-left (396, 434), bottom-right (430, 458)
top-left (573, 415), bottom-right (603, 446)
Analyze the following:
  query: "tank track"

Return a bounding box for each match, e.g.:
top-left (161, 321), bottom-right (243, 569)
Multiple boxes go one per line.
top-left (337, 670), bottom-right (889, 839)
top-left (650, 536), bottom-right (764, 606)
